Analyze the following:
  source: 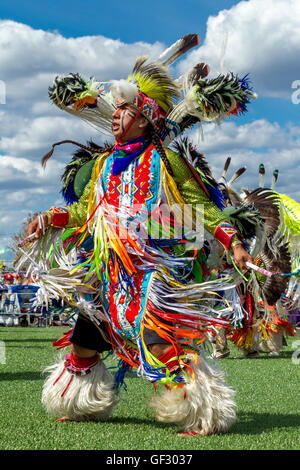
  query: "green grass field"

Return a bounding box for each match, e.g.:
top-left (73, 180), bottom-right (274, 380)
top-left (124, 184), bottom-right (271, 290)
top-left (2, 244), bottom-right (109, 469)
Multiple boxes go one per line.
top-left (0, 326), bottom-right (299, 451)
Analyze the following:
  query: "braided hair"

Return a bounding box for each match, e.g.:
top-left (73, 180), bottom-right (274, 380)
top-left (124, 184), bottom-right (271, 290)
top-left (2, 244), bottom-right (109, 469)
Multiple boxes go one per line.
top-left (149, 126), bottom-right (174, 176)
top-left (41, 125), bottom-right (174, 178)
top-left (41, 139), bottom-right (113, 168)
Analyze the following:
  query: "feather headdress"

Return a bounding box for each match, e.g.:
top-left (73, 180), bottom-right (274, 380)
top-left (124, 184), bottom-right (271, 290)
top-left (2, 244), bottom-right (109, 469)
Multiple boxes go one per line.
top-left (48, 73), bottom-right (114, 135)
top-left (127, 57), bottom-right (181, 113)
top-left (44, 33), bottom-right (257, 165)
top-left (110, 56), bottom-right (181, 132)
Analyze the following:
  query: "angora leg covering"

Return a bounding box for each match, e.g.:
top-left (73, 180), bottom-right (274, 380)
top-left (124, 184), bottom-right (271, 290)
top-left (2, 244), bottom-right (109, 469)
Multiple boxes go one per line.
top-left (42, 355), bottom-right (117, 421)
top-left (149, 356), bottom-right (236, 434)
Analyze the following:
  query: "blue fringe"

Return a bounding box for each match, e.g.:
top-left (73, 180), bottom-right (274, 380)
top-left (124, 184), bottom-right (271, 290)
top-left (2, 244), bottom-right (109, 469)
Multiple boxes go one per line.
top-left (116, 254), bottom-right (136, 291)
top-left (137, 338), bottom-right (185, 385)
top-left (205, 183), bottom-right (226, 210)
top-left (114, 360), bottom-right (130, 392)
top-left (239, 73), bottom-right (252, 92)
top-left (237, 74), bottom-right (252, 114)
top-left (61, 185), bottom-right (79, 205)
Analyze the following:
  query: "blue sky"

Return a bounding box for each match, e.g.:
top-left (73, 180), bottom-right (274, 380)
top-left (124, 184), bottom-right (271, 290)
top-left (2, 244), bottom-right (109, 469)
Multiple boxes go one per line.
top-left (2, 0), bottom-right (299, 127)
top-left (0, 0), bottom-right (300, 260)
top-left (1, 0), bottom-right (238, 43)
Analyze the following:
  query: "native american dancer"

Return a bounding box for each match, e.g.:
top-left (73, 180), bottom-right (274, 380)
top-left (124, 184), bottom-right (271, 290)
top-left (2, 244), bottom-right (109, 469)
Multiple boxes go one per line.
top-left (15, 35), bottom-right (297, 435)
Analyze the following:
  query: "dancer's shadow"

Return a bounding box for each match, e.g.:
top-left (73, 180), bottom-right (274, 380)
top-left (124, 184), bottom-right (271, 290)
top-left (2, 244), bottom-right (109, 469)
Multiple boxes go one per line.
top-left (226, 351), bottom-right (295, 360)
top-left (3, 338), bottom-right (59, 343)
top-left (108, 411), bottom-right (300, 434)
top-left (106, 415), bottom-right (171, 430)
top-left (0, 371), bottom-right (43, 381)
top-left (231, 411), bottom-right (300, 435)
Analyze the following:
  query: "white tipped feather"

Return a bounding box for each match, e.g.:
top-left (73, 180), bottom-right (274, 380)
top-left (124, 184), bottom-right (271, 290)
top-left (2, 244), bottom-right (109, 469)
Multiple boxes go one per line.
top-left (259, 164), bottom-right (265, 188)
top-left (158, 34), bottom-right (200, 67)
top-left (271, 169), bottom-right (279, 190)
top-left (228, 167), bottom-right (246, 185)
top-left (222, 157), bottom-right (231, 178)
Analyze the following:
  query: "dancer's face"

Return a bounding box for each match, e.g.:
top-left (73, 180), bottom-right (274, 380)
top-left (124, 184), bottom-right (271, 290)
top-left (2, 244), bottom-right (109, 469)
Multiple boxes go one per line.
top-left (112, 104), bottom-right (148, 142)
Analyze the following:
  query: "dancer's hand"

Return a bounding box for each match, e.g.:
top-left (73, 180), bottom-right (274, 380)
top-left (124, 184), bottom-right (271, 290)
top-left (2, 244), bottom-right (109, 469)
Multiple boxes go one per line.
top-left (231, 244), bottom-right (253, 272)
top-left (27, 213), bottom-right (48, 239)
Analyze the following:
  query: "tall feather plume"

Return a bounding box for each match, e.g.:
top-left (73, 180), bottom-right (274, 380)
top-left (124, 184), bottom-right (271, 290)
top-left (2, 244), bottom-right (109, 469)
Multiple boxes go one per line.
top-left (271, 169), bottom-right (279, 190)
top-left (128, 57), bottom-right (181, 113)
top-left (228, 167), bottom-right (247, 185)
top-left (221, 157), bottom-right (231, 179)
top-left (158, 34), bottom-right (200, 67)
top-left (259, 164), bottom-right (265, 188)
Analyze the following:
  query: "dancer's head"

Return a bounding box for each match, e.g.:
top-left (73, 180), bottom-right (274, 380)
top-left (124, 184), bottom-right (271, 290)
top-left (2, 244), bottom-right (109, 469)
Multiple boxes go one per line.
top-left (112, 103), bottom-right (149, 142)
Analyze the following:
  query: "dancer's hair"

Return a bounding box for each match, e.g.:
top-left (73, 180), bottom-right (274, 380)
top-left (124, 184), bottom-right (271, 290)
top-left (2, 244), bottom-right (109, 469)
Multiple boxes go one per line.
top-left (149, 125), bottom-right (173, 176)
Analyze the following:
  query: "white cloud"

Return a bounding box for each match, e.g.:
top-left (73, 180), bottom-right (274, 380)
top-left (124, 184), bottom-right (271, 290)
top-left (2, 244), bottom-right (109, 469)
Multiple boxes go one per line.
top-left (0, 20), bottom-right (163, 101)
top-left (189, 118), bottom-right (300, 200)
top-left (177, 0), bottom-right (300, 98)
top-left (192, 119), bottom-right (300, 154)
top-left (0, 154), bottom-right (64, 179)
top-left (0, 11), bottom-right (300, 254)
top-left (0, 115), bottom-right (102, 158)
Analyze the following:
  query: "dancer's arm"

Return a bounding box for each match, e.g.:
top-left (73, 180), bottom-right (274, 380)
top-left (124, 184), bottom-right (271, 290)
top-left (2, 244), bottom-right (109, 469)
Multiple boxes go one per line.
top-left (27, 152), bottom-right (108, 237)
top-left (27, 179), bottom-right (92, 237)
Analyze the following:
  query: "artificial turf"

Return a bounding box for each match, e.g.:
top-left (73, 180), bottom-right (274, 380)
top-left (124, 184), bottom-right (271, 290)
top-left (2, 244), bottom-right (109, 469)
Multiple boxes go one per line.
top-left (0, 326), bottom-right (299, 451)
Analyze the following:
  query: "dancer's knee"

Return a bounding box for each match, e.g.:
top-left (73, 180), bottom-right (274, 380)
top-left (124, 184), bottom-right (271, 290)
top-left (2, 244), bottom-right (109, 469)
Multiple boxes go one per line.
top-left (149, 343), bottom-right (173, 358)
top-left (71, 343), bottom-right (97, 358)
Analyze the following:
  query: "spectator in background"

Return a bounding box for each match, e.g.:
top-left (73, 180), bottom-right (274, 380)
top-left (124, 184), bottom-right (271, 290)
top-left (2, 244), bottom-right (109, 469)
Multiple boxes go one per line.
top-left (18, 275), bottom-right (40, 326)
top-left (0, 273), bottom-right (20, 325)
top-left (4, 273), bottom-right (14, 287)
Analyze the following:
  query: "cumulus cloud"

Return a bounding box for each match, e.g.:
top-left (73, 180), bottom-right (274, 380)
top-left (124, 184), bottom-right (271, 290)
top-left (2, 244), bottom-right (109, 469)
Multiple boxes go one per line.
top-left (192, 119), bottom-right (300, 154)
top-left (0, 115), bottom-right (102, 159)
top-left (190, 119), bottom-right (300, 199)
top-left (177, 0), bottom-right (300, 99)
top-left (0, 19), bottom-right (165, 251)
top-left (0, 20), bottom-right (163, 102)
top-left (0, 10), bottom-right (300, 255)
top-left (0, 155), bottom-right (64, 221)
top-left (0, 154), bottom-right (65, 250)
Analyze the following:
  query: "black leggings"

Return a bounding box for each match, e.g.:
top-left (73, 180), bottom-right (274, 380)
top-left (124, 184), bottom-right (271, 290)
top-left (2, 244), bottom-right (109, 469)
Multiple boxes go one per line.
top-left (70, 314), bottom-right (170, 353)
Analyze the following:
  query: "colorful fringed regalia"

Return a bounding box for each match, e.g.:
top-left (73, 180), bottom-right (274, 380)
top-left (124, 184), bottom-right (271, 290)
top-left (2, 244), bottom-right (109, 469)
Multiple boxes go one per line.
top-left (14, 34), bottom-right (299, 434)
top-left (216, 161), bottom-right (300, 355)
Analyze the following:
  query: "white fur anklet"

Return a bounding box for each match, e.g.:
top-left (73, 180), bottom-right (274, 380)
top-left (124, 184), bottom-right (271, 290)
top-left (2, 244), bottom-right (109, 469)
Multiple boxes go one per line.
top-left (149, 355), bottom-right (236, 435)
top-left (42, 352), bottom-right (117, 421)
